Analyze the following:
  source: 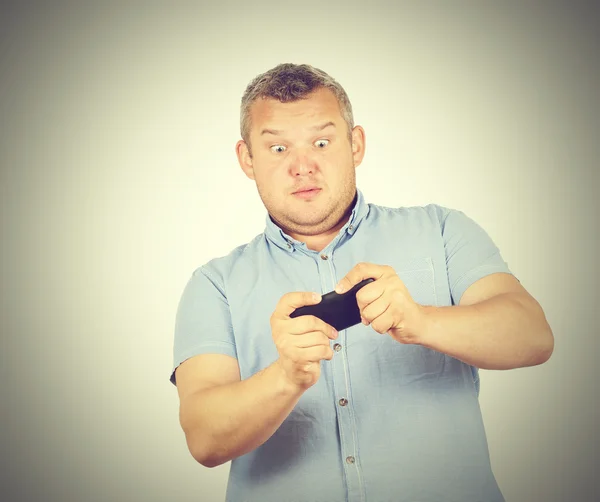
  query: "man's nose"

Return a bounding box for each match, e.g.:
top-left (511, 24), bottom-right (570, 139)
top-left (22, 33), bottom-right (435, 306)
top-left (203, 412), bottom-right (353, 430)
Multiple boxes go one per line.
top-left (289, 149), bottom-right (318, 176)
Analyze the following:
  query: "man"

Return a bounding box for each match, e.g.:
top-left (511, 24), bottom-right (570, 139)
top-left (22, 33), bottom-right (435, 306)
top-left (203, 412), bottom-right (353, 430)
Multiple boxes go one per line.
top-left (171, 63), bottom-right (554, 502)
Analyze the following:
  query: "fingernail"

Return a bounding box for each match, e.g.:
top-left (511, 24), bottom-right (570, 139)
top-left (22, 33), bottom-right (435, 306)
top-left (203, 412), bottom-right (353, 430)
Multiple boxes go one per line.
top-left (335, 284), bottom-right (344, 294)
top-left (313, 293), bottom-right (322, 302)
top-left (332, 327), bottom-right (338, 338)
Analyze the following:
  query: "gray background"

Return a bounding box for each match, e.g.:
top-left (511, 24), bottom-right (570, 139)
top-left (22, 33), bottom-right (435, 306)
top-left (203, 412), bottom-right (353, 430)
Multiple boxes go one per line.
top-left (1, 1), bottom-right (598, 501)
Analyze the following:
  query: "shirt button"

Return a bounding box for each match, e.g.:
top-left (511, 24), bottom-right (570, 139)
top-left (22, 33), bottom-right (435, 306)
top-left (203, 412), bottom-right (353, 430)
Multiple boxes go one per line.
top-left (320, 254), bottom-right (328, 260)
top-left (349, 224), bottom-right (353, 231)
top-left (346, 456), bottom-right (355, 464)
top-left (339, 398), bottom-right (348, 406)
top-left (333, 343), bottom-right (342, 352)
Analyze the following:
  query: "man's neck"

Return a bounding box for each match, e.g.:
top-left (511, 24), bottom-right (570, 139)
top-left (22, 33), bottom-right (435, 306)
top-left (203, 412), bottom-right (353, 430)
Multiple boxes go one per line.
top-left (287, 210), bottom-right (352, 253)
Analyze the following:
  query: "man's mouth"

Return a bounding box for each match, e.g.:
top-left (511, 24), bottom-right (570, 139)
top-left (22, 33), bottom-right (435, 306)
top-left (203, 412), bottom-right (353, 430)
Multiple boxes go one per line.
top-left (293, 188), bottom-right (321, 199)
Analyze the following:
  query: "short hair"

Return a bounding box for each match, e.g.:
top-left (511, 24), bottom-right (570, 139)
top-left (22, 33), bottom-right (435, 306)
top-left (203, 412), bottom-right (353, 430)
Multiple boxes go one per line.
top-left (240, 63), bottom-right (354, 155)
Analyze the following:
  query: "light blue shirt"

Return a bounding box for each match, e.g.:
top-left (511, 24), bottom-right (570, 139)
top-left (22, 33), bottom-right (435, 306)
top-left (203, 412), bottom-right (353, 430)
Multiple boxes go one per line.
top-left (171, 189), bottom-right (513, 502)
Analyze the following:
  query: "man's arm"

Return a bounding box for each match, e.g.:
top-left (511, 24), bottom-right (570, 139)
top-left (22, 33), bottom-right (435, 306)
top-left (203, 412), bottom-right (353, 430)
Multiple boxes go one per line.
top-left (176, 291), bottom-right (337, 468)
top-left (419, 272), bottom-right (554, 370)
top-left (177, 354), bottom-right (304, 468)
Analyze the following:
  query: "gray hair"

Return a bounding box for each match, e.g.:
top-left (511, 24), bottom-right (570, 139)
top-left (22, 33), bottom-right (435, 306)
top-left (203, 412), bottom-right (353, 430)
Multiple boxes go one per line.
top-left (240, 63), bottom-right (354, 155)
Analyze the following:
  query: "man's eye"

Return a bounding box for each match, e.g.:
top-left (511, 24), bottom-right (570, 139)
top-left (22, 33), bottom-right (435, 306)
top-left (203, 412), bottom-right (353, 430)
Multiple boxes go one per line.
top-left (270, 145), bottom-right (287, 153)
top-left (315, 139), bottom-right (329, 148)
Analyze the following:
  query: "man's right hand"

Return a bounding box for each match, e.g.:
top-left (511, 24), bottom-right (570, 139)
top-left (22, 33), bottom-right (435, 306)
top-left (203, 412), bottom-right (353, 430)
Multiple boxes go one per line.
top-left (270, 292), bottom-right (339, 390)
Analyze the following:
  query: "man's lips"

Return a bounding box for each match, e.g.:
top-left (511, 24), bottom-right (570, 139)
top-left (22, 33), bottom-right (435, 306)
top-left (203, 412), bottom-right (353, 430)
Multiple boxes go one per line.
top-left (293, 186), bottom-right (320, 194)
top-left (292, 187), bottom-right (321, 198)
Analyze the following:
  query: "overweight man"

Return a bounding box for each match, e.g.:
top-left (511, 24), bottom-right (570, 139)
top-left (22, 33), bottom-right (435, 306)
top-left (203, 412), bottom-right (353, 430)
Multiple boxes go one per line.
top-left (170, 63), bottom-right (554, 502)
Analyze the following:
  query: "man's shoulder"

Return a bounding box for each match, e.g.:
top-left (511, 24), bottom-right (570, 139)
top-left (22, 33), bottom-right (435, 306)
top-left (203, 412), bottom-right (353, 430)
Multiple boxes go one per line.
top-left (367, 200), bottom-right (455, 228)
top-left (191, 233), bottom-right (266, 286)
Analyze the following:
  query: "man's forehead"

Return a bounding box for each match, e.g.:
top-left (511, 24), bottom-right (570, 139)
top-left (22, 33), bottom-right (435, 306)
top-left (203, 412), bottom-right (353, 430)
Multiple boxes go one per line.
top-left (260, 121), bottom-right (336, 137)
top-left (248, 88), bottom-right (343, 131)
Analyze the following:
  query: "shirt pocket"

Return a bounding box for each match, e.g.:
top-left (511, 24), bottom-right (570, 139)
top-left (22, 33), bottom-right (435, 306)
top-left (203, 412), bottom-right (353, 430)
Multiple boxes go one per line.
top-left (344, 256), bottom-right (437, 351)
top-left (395, 256), bottom-right (438, 307)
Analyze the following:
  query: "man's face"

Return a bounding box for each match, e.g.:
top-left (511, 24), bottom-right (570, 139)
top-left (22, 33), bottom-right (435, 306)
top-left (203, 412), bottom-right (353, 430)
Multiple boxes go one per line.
top-left (237, 87), bottom-right (365, 239)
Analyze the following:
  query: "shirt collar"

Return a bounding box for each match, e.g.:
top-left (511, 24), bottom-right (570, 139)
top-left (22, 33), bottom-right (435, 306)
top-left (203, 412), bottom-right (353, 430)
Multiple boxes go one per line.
top-left (264, 188), bottom-right (369, 252)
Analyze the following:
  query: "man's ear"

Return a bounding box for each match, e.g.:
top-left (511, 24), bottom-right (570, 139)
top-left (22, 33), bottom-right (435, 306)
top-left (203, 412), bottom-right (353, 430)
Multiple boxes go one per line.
top-left (351, 126), bottom-right (366, 167)
top-left (236, 140), bottom-right (255, 180)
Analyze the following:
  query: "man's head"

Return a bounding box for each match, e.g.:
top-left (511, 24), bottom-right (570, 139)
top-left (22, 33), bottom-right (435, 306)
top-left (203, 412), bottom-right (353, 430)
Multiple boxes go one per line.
top-left (240, 64), bottom-right (355, 156)
top-left (236, 63), bottom-right (366, 248)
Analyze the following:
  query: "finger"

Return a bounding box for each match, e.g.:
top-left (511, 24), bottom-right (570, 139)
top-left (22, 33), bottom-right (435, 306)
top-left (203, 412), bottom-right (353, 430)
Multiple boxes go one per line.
top-left (355, 281), bottom-right (384, 310)
top-left (361, 298), bottom-right (390, 325)
top-left (287, 316), bottom-right (338, 339)
top-left (292, 331), bottom-right (332, 348)
top-left (302, 344), bottom-right (335, 362)
top-left (276, 291), bottom-right (322, 318)
top-left (371, 313), bottom-right (396, 335)
top-left (335, 262), bottom-right (385, 294)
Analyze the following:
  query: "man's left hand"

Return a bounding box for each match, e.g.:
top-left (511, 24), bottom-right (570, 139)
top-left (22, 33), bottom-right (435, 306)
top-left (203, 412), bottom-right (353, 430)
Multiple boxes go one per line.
top-left (335, 262), bottom-right (427, 344)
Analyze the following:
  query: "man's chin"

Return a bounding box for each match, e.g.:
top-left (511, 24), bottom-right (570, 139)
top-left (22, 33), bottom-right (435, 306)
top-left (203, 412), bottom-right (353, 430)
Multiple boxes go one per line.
top-left (293, 213), bottom-right (344, 234)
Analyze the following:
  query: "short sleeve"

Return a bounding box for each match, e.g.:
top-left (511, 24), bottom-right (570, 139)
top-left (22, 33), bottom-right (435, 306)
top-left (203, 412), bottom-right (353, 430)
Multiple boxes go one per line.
top-left (439, 207), bottom-right (515, 305)
top-left (170, 266), bottom-right (237, 386)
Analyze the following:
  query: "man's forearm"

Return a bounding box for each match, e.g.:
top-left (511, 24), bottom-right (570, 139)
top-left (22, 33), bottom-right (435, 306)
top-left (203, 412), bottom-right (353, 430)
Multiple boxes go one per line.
top-left (418, 293), bottom-right (554, 370)
top-left (180, 360), bottom-right (304, 467)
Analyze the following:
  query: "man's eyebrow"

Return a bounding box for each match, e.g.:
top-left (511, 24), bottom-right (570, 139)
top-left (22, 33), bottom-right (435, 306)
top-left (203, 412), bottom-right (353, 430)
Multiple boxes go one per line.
top-left (260, 121), bottom-right (336, 136)
top-left (260, 128), bottom-right (282, 136)
top-left (312, 121), bottom-right (336, 131)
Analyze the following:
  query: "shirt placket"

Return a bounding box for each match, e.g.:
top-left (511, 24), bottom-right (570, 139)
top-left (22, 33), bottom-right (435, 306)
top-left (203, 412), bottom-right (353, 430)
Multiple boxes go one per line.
top-left (316, 249), bottom-right (366, 502)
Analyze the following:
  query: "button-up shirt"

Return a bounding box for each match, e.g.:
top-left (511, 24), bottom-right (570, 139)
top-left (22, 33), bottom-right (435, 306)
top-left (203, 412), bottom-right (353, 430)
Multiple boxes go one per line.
top-left (171, 189), bottom-right (512, 502)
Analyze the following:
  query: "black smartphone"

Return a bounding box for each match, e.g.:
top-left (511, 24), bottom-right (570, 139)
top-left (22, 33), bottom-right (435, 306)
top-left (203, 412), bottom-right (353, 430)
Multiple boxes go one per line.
top-left (290, 278), bottom-right (375, 331)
